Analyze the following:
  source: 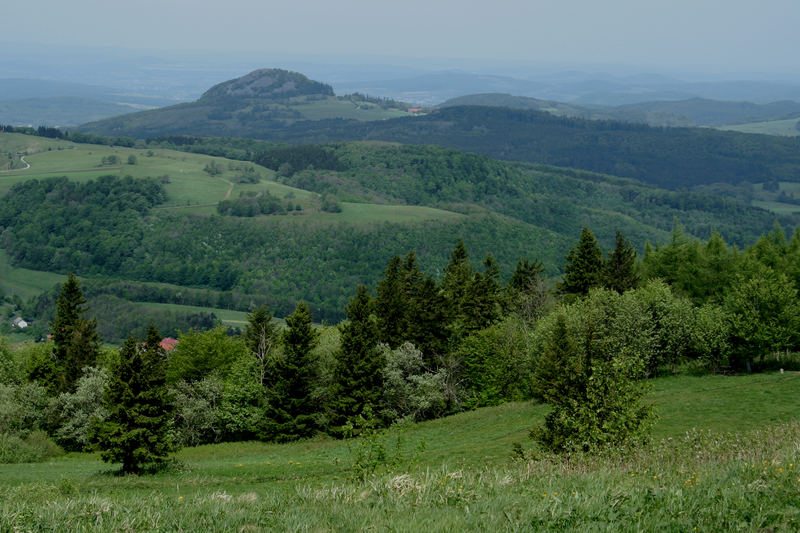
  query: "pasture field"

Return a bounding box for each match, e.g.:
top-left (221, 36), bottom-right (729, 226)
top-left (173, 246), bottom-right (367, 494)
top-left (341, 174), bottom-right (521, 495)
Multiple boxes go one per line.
top-left (719, 117), bottom-right (800, 136)
top-left (136, 302), bottom-right (250, 327)
top-left (0, 133), bottom-right (462, 224)
top-left (0, 250), bottom-right (65, 300)
top-left (294, 99), bottom-right (410, 121)
top-left (1, 372), bottom-right (799, 531)
top-left (752, 200), bottom-right (800, 215)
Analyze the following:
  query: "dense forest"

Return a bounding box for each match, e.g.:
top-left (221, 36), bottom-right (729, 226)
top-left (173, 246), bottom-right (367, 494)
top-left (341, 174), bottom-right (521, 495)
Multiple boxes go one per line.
top-left (3, 223), bottom-right (800, 469)
top-left (80, 102), bottom-right (800, 190)
top-left (1, 136), bottom-right (798, 325)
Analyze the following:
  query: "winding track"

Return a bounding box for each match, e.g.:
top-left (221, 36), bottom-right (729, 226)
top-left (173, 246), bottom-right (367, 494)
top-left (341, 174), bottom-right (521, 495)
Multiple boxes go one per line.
top-left (0, 155), bottom-right (30, 173)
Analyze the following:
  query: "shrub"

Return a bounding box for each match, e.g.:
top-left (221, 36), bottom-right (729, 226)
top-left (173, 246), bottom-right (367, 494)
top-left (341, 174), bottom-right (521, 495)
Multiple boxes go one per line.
top-left (530, 291), bottom-right (657, 452)
top-left (0, 382), bottom-right (50, 436)
top-left (52, 367), bottom-right (109, 451)
top-left (380, 343), bottom-right (447, 423)
top-left (171, 377), bottom-right (223, 447)
top-left (0, 430), bottom-right (63, 464)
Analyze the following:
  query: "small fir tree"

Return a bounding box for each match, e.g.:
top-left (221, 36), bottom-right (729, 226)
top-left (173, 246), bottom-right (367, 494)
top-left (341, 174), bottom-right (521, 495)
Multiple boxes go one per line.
top-left (603, 231), bottom-right (639, 293)
top-left (93, 326), bottom-right (175, 474)
top-left (531, 303), bottom-right (655, 452)
top-left (261, 302), bottom-right (319, 442)
top-left (557, 227), bottom-right (604, 297)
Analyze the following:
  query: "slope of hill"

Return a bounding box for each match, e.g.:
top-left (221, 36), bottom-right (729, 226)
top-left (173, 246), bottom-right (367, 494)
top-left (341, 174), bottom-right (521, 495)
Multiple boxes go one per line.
top-left (2, 132), bottom-right (797, 327)
top-left (79, 69), bottom-right (800, 191)
top-left (720, 117), bottom-right (800, 137)
top-left (440, 94), bottom-right (800, 127)
top-left (80, 68), bottom-right (411, 138)
top-left (0, 78), bottom-right (180, 127)
top-left (3, 374), bottom-right (800, 530)
top-left (221, 105), bottom-right (800, 190)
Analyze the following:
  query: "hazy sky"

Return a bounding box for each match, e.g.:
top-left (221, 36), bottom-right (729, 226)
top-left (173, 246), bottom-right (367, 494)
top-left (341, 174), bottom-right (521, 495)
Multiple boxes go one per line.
top-left (3, 0), bottom-right (798, 74)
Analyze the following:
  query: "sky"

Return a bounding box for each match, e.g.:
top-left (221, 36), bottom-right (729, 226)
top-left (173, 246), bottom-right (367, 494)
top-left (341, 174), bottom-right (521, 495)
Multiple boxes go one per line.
top-left (2, 0), bottom-right (799, 76)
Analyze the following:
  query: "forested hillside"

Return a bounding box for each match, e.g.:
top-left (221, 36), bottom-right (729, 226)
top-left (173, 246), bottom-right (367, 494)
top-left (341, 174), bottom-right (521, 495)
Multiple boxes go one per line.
top-left (78, 70), bottom-right (800, 191)
top-left (2, 132), bottom-right (797, 327)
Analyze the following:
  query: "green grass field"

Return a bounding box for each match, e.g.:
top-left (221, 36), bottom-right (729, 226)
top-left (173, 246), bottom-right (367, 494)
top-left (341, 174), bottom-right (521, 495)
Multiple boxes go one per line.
top-left (2, 372), bottom-right (799, 531)
top-left (0, 250), bottom-right (65, 300)
top-left (295, 99), bottom-right (410, 121)
top-left (0, 133), bottom-right (463, 226)
top-left (719, 117), bottom-right (800, 136)
top-left (137, 302), bottom-right (250, 326)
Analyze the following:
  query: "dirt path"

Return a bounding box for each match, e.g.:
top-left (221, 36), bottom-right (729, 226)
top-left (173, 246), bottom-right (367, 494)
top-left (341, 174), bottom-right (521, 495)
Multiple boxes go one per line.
top-left (219, 177), bottom-right (234, 200)
top-left (0, 155), bottom-right (31, 173)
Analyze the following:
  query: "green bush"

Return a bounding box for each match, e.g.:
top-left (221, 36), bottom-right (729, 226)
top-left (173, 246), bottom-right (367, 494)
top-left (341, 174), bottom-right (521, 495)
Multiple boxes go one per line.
top-left (0, 382), bottom-right (50, 436)
top-left (380, 342), bottom-right (447, 423)
top-left (52, 367), bottom-right (109, 451)
top-left (171, 377), bottom-right (223, 447)
top-left (0, 430), bottom-right (63, 464)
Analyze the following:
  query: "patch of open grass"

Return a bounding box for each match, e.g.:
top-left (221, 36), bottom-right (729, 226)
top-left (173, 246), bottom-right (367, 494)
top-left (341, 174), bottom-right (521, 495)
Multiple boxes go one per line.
top-left (1, 372), bottom-right (799, 530)
top-left (0, 249), bottom-right (65, 300)
top-left (720, 117), bottom-right (800, 136)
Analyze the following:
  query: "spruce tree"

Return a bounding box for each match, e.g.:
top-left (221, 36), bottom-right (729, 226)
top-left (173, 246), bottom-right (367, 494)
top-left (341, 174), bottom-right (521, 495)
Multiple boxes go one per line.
top-left (531, 313), bottom-right (583, 403)
top-left (49, 273), bottom-right (99, 394)
top-left (557, 227), bottom-right (604, 297)
top-left (462, 254), bottom-right (503, 332)
top-left (330, 284), bottom-right (384, 434)
top-left (94, 326), bottom-right (174, 474)
top-left (507, 258), bottom-right (547, 321)
top-left (405, 276), bottom-right (450, 367)
top-left (603, 231), bottom-right (639, 293)
top-left (375, 255), bottom-right (408, 348)
top-left (261, 302), bottom-right (319, 442)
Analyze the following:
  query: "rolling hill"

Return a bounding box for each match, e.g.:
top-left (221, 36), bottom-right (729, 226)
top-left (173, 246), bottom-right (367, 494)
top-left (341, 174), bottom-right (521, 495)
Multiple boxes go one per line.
top-left (79, 70), bottom-right (800, 191)
top-left (2, 131), bottom-right (798, 333)
top-left (80, 68), bottom-right (411, 138)
top-left (441, 94), bottom-right (800, 127)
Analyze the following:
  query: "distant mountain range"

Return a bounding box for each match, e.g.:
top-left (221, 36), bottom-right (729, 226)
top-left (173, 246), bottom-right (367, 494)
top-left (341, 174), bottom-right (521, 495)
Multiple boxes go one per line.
top-left (439, 94), bottom-right (800, 127)
top-left (78, 68), bottom-right (411, 138)
top-left (78, 69), bottom-right (800, 191)
top-left (335, 70), bottom-right (800, 107)
top-left (0, 78), bottom-right (180, 127)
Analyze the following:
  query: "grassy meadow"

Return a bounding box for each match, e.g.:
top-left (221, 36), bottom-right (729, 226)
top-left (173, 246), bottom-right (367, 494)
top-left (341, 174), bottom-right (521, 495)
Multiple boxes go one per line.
top-left (0, 249), bottom-right (65, 300)
top-left (2, 372), bottom-right (799, 531)
top-left (720, 117), bottom-right (800, 137)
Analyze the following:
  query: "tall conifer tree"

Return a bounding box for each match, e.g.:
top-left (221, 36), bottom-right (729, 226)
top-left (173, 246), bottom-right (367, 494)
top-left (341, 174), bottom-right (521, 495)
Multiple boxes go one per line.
top-left (261, 302), bottom-right (319, 442)
top-left (603, 231), bottom-right (639, 293)
top-left (330, 284), bottom-right (384, 434)
top-left (49, 273), bottom-right (99, 394)
top-left (94, 326), bottom-right (174, 474)
top-left (557, 227), bottom-right (604, 297)
top-left (375, 255), bottom-right (408, 348)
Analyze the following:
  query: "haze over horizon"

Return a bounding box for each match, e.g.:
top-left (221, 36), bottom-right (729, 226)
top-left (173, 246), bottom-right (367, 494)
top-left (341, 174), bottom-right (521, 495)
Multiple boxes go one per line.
top-left (1, 0), bottom-right (799, 78)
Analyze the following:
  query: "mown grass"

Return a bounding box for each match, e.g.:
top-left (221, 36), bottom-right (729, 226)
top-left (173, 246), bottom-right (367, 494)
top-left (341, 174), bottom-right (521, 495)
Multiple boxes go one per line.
top-left (1, 372), bottom-right (799, 531)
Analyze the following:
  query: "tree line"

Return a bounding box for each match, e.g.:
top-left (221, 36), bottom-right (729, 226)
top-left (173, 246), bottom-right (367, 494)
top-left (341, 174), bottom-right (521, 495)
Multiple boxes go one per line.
top-left (3, 223), bottom-right (800, 471)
